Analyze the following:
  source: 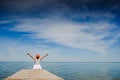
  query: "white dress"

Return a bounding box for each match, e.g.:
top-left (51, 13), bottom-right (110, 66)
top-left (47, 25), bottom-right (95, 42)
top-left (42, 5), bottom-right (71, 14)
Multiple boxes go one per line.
top-left (33, 59), bottom-right (42, 69)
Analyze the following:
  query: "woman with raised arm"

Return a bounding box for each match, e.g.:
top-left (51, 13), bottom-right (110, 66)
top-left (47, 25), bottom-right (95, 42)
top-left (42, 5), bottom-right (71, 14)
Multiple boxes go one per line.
top-left (27, 53), bottom-right (48, 69)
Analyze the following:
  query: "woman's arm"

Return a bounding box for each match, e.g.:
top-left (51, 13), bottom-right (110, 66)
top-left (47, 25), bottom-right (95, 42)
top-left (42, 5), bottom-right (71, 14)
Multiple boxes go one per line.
top-left (27, 53), bottom-right (35, 61)
top-left (40, 53), bottom-right (48, 60)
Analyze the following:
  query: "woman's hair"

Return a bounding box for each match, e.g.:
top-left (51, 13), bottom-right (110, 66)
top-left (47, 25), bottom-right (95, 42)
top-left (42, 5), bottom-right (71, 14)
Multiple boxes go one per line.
top-left (36, 54), bottom-right (40, 59)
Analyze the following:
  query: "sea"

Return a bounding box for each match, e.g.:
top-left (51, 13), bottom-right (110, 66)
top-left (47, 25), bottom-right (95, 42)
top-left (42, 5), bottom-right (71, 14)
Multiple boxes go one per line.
top-left (0, 62), bottom-right (120, 80)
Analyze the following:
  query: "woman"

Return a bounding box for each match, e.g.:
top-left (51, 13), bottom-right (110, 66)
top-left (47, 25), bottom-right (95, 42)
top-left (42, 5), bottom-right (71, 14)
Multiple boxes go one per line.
top-left (27, 53), bottom-right (48, 69)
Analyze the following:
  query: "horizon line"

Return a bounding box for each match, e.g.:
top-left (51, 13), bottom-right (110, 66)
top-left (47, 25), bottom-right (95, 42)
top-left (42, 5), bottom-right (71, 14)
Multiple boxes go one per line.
top-left (0, 61), bottom-right (120, 63)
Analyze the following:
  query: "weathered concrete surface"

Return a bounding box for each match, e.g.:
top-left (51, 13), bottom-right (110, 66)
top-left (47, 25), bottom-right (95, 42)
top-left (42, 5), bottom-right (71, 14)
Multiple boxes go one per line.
top-left (5, 69), bottom-right (64, 80)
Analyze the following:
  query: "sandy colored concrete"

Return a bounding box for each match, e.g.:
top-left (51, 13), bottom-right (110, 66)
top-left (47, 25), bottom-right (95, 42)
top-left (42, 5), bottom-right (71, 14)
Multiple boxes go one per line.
top-left (5, 69), bottom-right (64, 80)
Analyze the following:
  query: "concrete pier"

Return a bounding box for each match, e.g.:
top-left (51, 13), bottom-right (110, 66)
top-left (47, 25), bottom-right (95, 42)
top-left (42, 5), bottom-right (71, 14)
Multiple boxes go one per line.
top-left (5, 69), bottom-right (64, 80)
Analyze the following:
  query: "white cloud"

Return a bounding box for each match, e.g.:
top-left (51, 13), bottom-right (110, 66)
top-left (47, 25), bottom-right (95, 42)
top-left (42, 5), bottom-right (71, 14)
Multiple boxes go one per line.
top-left (0, 37), bottom-right (50, 61)
top-left (71, 11), bottom-right (115, 21)
top-left (10, 17), bottom-right (120, 54)
top-left (0, 20), bottom-right (13, 24)
top-left (0, 37), bottom-right (70, 61)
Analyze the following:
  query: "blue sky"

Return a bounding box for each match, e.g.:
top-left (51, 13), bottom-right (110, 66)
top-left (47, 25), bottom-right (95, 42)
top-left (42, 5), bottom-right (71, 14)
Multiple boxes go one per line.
top-left (0, 0), bottom-right (120, 62)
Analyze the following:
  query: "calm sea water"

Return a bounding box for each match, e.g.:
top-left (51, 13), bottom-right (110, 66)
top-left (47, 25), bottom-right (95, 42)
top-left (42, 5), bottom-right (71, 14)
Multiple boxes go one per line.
top-left (0, 62), bottom-right (120, 80)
